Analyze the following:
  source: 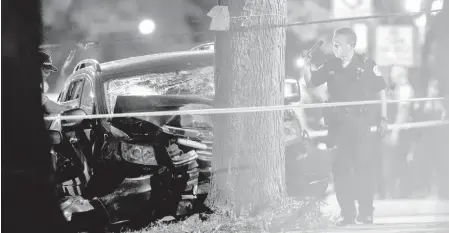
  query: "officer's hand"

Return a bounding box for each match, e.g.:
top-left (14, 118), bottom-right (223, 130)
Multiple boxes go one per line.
top-left (301, 51), bottom-right (312, 66)
top-left (45, 100), bottom-right (72, 115)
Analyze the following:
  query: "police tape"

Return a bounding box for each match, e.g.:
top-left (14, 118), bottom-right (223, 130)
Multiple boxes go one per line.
top-left (307, 120), bottom-right (449, 138)
top-left (44, 97), bottom-right (445, 121)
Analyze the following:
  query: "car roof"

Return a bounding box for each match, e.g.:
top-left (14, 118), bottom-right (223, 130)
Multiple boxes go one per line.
top-left (190, 42), bottom-right (214, 51)
top-left (98, 50), bottom-right (214, 80)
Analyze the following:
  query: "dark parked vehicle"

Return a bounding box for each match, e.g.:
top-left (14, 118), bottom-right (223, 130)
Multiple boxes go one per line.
top-left (47, 50), bottom-right (330, 229)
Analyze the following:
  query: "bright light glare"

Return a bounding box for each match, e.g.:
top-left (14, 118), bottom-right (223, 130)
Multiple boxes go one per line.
top-left (403, 0), bottom-right (422, 12)
top-left (139, 19), bottom-right (155, 35)
top-left (295, 57), bottom-right (305, 68)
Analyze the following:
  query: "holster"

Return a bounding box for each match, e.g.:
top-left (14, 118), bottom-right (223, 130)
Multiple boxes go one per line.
top-left (323, 104), bottom-right (374, 147)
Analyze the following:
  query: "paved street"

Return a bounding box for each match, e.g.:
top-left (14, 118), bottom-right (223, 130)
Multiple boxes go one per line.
top-left (307, 194), bottom-right (449, 232)
top-left (313, 222), bottom-right (449, 233)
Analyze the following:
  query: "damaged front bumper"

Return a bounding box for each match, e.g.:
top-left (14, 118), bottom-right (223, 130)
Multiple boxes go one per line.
top-left (62, 164), bottom-right (201, 229)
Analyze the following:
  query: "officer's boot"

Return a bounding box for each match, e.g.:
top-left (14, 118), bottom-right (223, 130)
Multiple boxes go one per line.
top-left (335, 216), bottom-right (356, 226)
top-left (356, 215), bottom-right (373, 224)
top-left (357, 205), bottom-right (374, 224)
top-left (335, 209), bottom-right (356, 226)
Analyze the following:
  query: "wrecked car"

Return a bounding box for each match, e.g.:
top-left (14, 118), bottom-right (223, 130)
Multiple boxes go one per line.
top-left (47, 50), bottom-right (330, 230)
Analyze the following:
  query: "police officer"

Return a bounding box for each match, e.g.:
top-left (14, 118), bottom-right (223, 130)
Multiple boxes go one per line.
top-left (40, 51), bottom-right (71, 115)
top-left (304, 27), bottom-right (388, 226)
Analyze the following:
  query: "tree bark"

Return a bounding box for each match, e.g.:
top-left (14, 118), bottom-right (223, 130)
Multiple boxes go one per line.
top-left (3, 0), bottom-right (70, 232)
top-left (205, 0), bottom-right (287, 217)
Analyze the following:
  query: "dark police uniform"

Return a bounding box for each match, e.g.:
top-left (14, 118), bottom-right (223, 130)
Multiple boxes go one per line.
top-left (310, 53), bottom-right (387, 220)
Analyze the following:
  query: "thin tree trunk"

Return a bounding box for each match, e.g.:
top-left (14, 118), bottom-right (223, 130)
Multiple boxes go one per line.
top-left (206, 0), bottom-right (287, 217)
top-left (422, 0), bottom-right (449, 107)
top-left (433, 1), bottom-right (449, 98)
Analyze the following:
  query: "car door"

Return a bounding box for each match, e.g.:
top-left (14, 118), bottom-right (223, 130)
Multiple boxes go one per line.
top-left (79, 78), bottom-right (95, 139)
top-left (61, 77), bottom-right (84, 107)
top-left (77, 77), bottom-right (97, 172)
top-left (60, 76), bottom-right (94, 181)
top-left (52, 75), bottom-right (93, 195)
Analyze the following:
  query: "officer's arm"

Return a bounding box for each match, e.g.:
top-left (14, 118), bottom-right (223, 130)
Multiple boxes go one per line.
top-left (304, 62), bottom-right (329, 88)
top-left (367, 60), bottom-right (388, 118)
top-left (44, 98), bottom-right (71, 115)
top-left (366, 60), bottom-right (387, 92)
top-left (296, 79), bottom-right (313, 132)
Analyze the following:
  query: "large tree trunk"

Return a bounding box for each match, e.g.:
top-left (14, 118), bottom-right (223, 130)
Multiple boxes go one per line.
top-left (206, 0), bottom-right (287, 216)
top-left (3, 1), bottom-right (70, 232)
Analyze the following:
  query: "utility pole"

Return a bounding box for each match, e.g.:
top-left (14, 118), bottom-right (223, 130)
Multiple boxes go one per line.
top-left (206, 0), bottom-right (288, 217)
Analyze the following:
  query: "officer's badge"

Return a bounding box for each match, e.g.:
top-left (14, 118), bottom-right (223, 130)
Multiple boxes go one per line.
top-left (373, 65), bottom-right (382, 76)
top-left (356, 67), bottom-right (364, 79)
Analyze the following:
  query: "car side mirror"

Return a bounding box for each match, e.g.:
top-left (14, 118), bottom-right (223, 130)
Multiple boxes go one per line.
top-left (49, 130), bottom-right (63, 145)
top-left (284, 78), bottom-right (301, 105)
top-left (61, 107), bottom-right (87, 128)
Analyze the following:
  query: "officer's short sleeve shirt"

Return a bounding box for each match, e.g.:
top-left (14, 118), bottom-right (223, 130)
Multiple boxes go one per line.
top-left (310, 53), bottom-right (386, 102)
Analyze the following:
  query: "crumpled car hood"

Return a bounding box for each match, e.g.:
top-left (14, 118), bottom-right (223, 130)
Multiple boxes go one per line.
top-left (110, 95), bottom-right (213, 139)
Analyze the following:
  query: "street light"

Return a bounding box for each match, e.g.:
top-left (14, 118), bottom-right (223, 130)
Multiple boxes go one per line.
top-left (139, 19), bottom-right (156, 35)
top-left (295, 57), bottom-right (305, 68)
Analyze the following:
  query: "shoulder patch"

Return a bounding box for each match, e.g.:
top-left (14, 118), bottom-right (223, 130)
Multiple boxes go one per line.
top-left (373, 65), bottom-right (382, 76)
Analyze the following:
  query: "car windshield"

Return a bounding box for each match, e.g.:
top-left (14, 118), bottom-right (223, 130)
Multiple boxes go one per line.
top-left (103, 62), bottom-right (302, 141)
top-left (104, 65), bottom-right (214, 114)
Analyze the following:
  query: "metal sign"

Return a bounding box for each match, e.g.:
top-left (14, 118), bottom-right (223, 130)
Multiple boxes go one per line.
top-left (375, 25), bottom-right (416, 67)
top-left (332, 0), bottom-right (372, 18)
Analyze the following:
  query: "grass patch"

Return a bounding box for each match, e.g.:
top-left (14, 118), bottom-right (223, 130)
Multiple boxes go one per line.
top-left (125, 197), bottom-right (332, 233)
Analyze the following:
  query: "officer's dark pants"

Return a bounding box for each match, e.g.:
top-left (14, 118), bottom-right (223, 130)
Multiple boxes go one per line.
top-left (330, 120), bottom-right (377, 219)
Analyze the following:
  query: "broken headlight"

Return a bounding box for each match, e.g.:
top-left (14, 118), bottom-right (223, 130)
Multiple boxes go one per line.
top-left (121, 142), bottom-right (157, 166)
